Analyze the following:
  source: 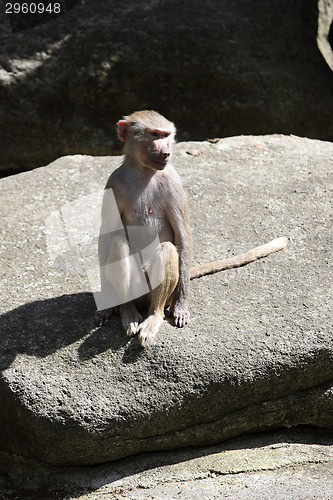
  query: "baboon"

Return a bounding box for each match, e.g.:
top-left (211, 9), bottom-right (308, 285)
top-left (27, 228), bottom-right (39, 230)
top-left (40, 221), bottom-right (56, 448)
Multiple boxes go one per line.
top-left (96, 110), bottom-right (287, 347)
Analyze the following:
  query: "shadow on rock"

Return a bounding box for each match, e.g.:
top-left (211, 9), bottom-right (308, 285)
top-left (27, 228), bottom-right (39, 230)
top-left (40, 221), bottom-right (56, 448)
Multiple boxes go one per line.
top-left (77, 319), bottom-right (136, 361)
top-left (2, 426), bottom-right (332, 498)
top-left (78, 426), bottom-right (333, 496)
top-left (0, 293), bottom-right (123, 370)
top-left (78, 326), bottom-right (148, 364)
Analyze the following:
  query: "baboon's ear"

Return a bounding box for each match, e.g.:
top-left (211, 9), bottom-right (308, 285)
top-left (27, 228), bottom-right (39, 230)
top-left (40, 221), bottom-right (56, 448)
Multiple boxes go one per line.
top-left (117, 120), bottom-right (129, 142)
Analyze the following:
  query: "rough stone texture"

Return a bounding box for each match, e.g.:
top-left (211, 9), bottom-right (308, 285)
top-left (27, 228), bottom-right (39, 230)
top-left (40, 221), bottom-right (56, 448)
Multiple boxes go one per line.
top-left (0, 136), bottom-right (332, 468)
top-left (318, 0), bottom-right (333, 70)
top-left (1, 428), bottom-right (333, 498)
top-left (0, 0), bottom-right (333, 174)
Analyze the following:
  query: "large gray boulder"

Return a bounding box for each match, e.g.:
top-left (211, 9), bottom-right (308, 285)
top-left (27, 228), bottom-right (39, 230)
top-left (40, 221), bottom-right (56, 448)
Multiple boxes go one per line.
top-left (0, 0), bottom-right (333, 174)
top-left (0, 135), bottom-right (332, 467)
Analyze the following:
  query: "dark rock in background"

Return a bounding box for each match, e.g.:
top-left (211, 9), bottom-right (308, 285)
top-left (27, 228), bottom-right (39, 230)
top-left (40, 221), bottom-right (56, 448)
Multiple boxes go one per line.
top-left (0, 0), bottom-right (332, 174)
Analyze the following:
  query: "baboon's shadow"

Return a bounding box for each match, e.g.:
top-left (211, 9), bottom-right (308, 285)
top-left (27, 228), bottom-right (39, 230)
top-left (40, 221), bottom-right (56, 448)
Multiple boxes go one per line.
top-left (0, 293), bottom-right (138, 371)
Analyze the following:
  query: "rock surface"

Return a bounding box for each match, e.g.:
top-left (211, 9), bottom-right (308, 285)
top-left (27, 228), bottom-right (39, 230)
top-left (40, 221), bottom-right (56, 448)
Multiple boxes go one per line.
top-left (0, 0), bottom-right (333, 174)
top-left (318, 0), bottom-right (333, 71)
top-left (1, 428), bottom-right (333, 498)
top-left (0, 136), bottom-right (332, 467)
